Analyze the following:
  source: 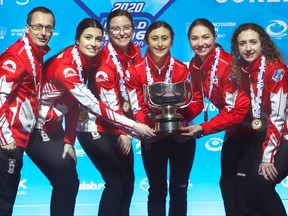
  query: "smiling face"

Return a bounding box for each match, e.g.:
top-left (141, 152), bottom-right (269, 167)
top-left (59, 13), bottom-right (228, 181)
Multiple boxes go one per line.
top-left (108, 15), bottom-right (134, 52)
top-left (237, 29), bottom-right (262, 64)
top-left (25, 11), bottom-right (54, 48)
top-left (188, 25), bottom-right (216, 62)
top-left (147, 26), bottom-right (172, 63)
top-left (77, 27), bottom-right (103, 59)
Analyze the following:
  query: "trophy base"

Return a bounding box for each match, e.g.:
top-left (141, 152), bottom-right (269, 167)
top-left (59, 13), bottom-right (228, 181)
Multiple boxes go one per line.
top-left (155, 118), bottom-right (184, 136)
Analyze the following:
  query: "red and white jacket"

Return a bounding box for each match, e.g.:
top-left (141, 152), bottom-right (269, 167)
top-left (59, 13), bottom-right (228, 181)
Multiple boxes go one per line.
top-left (190, 46), bottom-right (250, 137)
top-left (37, 45), bottom-right (136, 145)
top-left (76, 42), bottom-right (141, 135)
top-left (240, 54), bottom-right (288, 163)
top-left (125, 50), bottom-right (203, 128)
top-left (0, 34), bottom-right (50, 148)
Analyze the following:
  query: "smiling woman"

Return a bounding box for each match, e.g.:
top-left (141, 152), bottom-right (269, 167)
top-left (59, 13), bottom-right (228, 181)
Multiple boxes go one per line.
top-left (125, 21), bottom-right (203, 216)
top-left (75, 9), bottom-right (154, 216)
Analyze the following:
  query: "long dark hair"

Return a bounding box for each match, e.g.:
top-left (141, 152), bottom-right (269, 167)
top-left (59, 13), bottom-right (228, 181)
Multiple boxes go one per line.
top-left (45, 18), bottom-right (103, 66)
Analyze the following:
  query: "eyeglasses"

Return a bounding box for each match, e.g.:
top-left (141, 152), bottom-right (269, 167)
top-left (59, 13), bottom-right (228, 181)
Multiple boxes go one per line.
top-left (29, 24), bottom-right (54, 33)
top-left (110, 25), bottom-right (133, 35)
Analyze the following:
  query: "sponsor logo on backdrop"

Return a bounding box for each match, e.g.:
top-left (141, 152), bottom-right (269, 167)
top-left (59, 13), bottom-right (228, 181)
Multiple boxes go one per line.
top-left (0, 0), bottom-right (29, 5)
top-left (74, 0), bottom-right (175, 48)
top-left (17, 179), bottom-right (28, 195)
top-left (205, 137), bottom-right (223, 151)
top-left (75, 139), bottom-right (86, 157)
top-left (266, 20), bottom-right (288, 39)
top-left (79, 181), bottom-right (105, 190)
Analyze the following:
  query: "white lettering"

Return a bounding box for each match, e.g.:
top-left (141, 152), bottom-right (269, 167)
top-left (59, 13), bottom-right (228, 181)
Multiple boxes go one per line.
top-left (79, 181), bottom-right (105, 190)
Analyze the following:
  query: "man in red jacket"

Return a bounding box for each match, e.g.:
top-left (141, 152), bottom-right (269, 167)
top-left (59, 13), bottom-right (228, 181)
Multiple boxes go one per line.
top-left (0, 6), bottom-right (55, 215)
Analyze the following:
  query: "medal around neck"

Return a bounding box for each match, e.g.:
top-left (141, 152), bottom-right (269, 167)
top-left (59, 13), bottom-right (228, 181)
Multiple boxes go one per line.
top-left (251, 118), bottom-right (262, 130)
top-left (143, 80), bottom-right (192, 135)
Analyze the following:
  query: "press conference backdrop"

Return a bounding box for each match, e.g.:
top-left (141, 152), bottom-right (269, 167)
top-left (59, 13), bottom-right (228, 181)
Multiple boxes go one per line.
top-left (1, 0), bottom-right (288, 215)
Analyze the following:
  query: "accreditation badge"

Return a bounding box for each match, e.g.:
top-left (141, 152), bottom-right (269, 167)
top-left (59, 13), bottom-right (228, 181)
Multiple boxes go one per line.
top-left (123, 101), bottom-right (130, 112)
top-left (251, 118), bottom-right (262, 130)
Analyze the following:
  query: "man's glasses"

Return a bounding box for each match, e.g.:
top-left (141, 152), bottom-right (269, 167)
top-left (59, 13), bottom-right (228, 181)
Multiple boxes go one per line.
top-left (110, 25), bottom-right (133, 35)
top-left (29, 24), bottom-right (54, 33)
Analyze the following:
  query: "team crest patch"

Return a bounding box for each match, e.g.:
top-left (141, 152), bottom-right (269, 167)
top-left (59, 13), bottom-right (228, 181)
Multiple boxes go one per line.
top-left (272, 69), bottom-right (285, 82)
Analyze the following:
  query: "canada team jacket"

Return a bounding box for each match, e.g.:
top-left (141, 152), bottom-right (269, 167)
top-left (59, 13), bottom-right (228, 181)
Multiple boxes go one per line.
top-left (189, 47), bottom-right (250, 137)
top-left (77, 42), bottom-right (141, 135)
top-left (36, 45), bottom-right (136, 145)
top-left (0, 34), bottom-right (49, 147)
top-left (241, 54), bottom-right (288, 163)
top-left (125, 51), bottom-right (203, 128)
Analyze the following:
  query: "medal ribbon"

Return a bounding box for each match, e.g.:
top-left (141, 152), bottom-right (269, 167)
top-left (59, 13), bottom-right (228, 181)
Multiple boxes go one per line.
top-left (108, 42), bottom-right (129, 101)
top-left (145, 56), bottom-right (174, 85)
top-left (22, 36), bottom-right (40, 99)
top-left (249, 55), bottom-right (266, 119)
top-left (201, 47), bottom-right (220, 122)
top-left (71, 45), bottom-right (84, 82)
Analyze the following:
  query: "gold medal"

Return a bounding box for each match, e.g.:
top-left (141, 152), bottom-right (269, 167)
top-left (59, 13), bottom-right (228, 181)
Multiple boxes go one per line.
top-left (251, 118), bottom-right (262, 130)
top-left (79, 110), bottom-right (89, 123)
top-left (123, 101), bottom-right (130, 112)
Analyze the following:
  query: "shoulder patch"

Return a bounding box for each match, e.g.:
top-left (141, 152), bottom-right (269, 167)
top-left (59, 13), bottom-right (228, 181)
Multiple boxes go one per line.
top-left (272, 69), bottom-right (285, 82)
top-left (95, 71), bottom-right (109, 82)
top-left (1, 60), bottom-right (16, 73)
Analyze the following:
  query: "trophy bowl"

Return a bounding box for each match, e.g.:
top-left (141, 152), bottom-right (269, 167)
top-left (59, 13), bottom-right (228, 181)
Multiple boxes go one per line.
top-left (143, 80), bottom-right (192, 135)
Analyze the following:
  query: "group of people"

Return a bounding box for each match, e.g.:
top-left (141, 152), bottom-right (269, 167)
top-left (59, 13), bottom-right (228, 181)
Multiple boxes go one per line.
top-left (0, 5), bottom-right (287, 216)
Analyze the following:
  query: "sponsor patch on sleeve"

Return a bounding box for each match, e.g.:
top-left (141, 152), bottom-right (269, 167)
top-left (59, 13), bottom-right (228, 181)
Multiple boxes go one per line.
top-left (272, 69), bottom-right (285, 82)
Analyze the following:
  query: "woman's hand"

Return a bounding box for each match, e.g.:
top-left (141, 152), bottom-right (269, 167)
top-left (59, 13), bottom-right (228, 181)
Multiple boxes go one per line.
top-left (62, 143), bottom-right (77, 164)
top-left (258, 162), bottom-right (278, 181)
top-left (1, 141), bottom-right (16, 151)
top-left (132, 123), bottom-right (156, 140)
top-left (181, 124), bottom-right (203, 138)
top-left (117, 134), bottom-right (132, 156)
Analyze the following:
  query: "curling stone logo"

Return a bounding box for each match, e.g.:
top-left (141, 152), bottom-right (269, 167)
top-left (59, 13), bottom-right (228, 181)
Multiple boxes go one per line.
top-left (140, 178), bottom-right (150, 192)
top-left (266, 20), bottom-right (288, 39)
top-left (205, 137), bottom-right (223, 151)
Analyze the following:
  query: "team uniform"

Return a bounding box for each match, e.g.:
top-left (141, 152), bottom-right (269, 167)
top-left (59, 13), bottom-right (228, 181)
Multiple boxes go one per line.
top-left (76, 41), bottom-right (141, 216)
top-left (240, 54), bottom-right (288, 215)
top-left (189, 46), bottom-right (251, 215)
top-left (0, 34), bottom-right (50, 215)
top-left (125, 50), bottom-right (203, 216)
top-left (26, 45), bottom-right (138, 215)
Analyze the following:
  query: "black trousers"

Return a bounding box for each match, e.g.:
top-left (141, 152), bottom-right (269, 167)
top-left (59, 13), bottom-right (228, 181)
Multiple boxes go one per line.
top-left (252, 139), bottom-right (288, 216)
top-left (0, 146), bottom-right (24, 216)
top-left (141, 138), bottom-right (196, 216)
top-left (77, 132), bottom-right (135, 216)
top-left (220, 130), bottom-right (266, 216)
top-left (25, 129), bottom-right (79, 216)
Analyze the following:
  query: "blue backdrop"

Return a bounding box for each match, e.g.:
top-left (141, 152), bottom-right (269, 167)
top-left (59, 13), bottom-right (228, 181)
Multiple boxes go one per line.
top-left (1, 0), bottom-right (288, 215)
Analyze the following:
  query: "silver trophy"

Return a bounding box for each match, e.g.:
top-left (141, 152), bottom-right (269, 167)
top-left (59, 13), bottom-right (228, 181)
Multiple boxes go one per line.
top-left (143, 80), bottom-right (193, 135)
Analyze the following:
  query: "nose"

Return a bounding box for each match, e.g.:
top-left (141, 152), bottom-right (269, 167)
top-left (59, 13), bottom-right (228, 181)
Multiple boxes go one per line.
top-left (197, 38), bottom-right (203, 46)
top-left (157, 39), bottom-right (163, 46)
